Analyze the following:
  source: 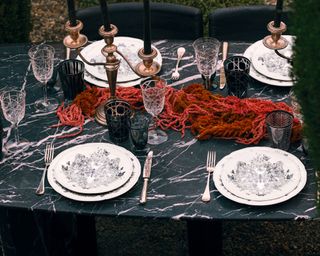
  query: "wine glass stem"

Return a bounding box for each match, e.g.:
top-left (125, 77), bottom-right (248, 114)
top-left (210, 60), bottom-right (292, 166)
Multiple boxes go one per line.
top-left (13, 123), bottom-right (20, 145)
top-left (149, 116), bottom-right (159, 138)
top-left (43, 82), bottom-right (48, 105)
top-left (204, 76), bottom-right (211, 90)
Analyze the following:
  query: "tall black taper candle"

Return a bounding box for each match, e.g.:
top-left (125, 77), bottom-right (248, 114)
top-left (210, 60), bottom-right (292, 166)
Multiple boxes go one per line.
top-left (99, 0), bottom-right (111, 32)
top-left (67, 0), bottom-right (77, 26)
top-left (143, 0), bottom-right (152, 54)
top-left (274, 0), bottom-right (283, 28)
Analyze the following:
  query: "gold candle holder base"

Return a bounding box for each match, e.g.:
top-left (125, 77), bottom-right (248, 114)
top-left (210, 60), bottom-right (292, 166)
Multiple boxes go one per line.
top-left (63, 20), bottom-right (88, 49)
top-left (136, 48), bottom-right (161, 77)
top-left (262, 21), bottom-right (288, 50)
top-left (95, 102), bottom-right (107, 126)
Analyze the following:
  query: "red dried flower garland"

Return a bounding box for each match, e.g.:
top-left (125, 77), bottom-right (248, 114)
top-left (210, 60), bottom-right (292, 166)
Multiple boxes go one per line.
top-left (52, 84), bottom-right (302, 144)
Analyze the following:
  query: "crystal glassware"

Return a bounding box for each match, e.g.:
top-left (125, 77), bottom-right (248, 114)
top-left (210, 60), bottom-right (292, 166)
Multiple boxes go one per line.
top-left (58, 59), bottom-right (85, 100)
top-left (266, 110), bottom-right (294, 151)
top-left (140, 78), bottom-right (168, 145)
top-left (0, 90), bottom-right (28, 149)
top-left (104, 99), bottom-right (132, 143)
top-left (129, 113), bottom-right (150, 154)
top-left (224, 56), bottom-right (251, 98)
top-left (28, 44), bottom-right (58, 112)
top-left (193, 37), bottom-right (220, 90)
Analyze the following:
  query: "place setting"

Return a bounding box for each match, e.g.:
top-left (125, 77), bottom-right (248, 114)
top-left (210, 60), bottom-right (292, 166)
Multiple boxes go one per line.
top-left (212, 146), bottom-right (307, 206)
top-left (211, 109), bottom-right (307, 206)
top-left (42, 76), bottom-right (165, 201)
top-left (46, 142), bottom-right (141, 202)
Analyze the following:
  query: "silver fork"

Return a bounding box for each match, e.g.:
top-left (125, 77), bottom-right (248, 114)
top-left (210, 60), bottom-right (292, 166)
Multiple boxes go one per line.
top-left (201, 151), bottom-right (216, 202)
top-left (36, 143), bottom-right (54, 195)
top-left (171, 47), bottom-right (186, 80)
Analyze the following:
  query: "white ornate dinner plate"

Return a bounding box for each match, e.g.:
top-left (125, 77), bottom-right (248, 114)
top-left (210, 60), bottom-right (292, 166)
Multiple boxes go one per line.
top-left (251, 37), bottom-right (294, 81)
top-left (47, 144), bottom-right (141, 202)
top-left (79, 37), bottom-right (162, 82)
top-left (243, 35), bottom-right (294, 87)
top-left (213, 147), bottom-right (307, 206)
top-left (84, 70), bottom-right (142, 88)
top-left (219, 147), bottom-right (303, 202)
top-left (50, 143), bottom-right (134, 194)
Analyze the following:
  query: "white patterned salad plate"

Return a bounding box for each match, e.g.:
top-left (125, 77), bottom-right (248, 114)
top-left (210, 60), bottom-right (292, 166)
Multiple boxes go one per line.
top-left (79, 36), bottom-right (162, 83)
top-left (213, 147), bottom-right (307, 206)
top-left (243, 35), bottom-right (294, 87)
top-left (251, 37), bottom-right (294, 81)
top-left (48, 143), bottom-right (136, 195)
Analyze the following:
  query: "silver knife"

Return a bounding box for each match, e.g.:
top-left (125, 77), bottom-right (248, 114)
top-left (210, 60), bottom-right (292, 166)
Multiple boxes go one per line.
top-left (139, 151), bottom-right (153, 204)
top-left (219, 42), bottom-right (229, 90)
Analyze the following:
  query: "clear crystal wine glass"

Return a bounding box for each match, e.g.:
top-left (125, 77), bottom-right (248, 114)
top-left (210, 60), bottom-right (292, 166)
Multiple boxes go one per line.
top-left (193, 37), bottom-right (220, 90)
top-left (0, 90), bottom-right (28, 149)
top-left (140, 78), bottom-right (168, 145)
top-left (28, 44), bottom-right (58, 112)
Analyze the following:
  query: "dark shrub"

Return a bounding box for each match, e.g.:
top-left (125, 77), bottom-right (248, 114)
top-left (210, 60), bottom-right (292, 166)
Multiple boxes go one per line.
top-left (0, 0), bottom-right (32, 43)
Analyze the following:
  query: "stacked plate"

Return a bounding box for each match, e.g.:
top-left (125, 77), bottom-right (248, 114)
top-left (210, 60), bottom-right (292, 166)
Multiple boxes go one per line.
top-left (47, 143), bottom-right (141, 202)
top-left (243, 35), bottom-right (295, 87)
top-left (77, 37), bottom-right (163, 88)
top-left (213, 147), bottom-right (307, 206)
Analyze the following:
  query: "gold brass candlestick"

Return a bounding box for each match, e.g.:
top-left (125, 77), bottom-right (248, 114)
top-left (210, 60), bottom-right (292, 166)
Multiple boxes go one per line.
top-left (63, 19), bottom-right (161, 125)
top-left (63, 20), bottom-right (88, 49)
top-left (262, 21), bottom-right (288, 50)
top-left (99, 24), bottom-right (120, 99)
top-left (136, 48), bottom-right (161, 76)
top-left (262, 20), bottom-right (292, 64)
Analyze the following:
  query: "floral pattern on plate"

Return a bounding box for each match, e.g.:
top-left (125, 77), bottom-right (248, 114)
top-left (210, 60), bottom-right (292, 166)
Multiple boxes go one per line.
top-left (47, 143), bottom-right (141, 202)
top-left (52, 143), bottom-right (134, 194)
top-left (61, 148), bottom-right (125, 191)
top-left (217, 147), bottom-right (306, 203)
top-left (243, 35), bottom-right (294, 87)
top-left (226, 154), bottom-right (295, 198)
top-left (251, 39), bottom-right (294, 81)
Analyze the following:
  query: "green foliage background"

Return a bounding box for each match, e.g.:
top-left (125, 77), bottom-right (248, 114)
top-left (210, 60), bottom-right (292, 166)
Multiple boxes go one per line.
top-left (292, 0), bottom-right (320, 172)
top-left (0, 0), bottom-right (31, 43)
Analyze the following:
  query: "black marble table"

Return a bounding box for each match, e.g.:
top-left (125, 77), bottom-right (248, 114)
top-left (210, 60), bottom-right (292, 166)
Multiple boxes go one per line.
top-left (0, 40), bottom-right (316, 256)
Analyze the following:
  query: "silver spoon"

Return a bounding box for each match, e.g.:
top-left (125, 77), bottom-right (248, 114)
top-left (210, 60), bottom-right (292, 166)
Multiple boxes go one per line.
top-left (171, 47), bottom-right (186, 80)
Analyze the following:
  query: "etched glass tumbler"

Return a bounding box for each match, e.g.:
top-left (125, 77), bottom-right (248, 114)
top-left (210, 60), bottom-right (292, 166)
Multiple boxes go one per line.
top-left (193, 37), bottom-right (220, 90)
top-left (140, 78), bottom-right (167, 145)
top-left (0, 90), bottom-right (27, 149)
top-left (266, 110), bottom-right (294, 151)
top-left (129, 113), bottom-right (150, 154)
top-left (28, 44), bottom-right (58, 112)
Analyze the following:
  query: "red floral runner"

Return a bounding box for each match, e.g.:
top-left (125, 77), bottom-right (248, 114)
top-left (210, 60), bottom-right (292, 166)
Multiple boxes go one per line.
top-left (52, 84), bottom-right (302, 144)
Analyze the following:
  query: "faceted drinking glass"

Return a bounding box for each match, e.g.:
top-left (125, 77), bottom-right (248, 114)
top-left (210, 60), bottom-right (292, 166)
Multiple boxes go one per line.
top-left (193, 37), bottom-right (220, 90)
top-left (140, 78), bottom-right (168, 145)
top-left (28, 44), bottom-right (58, 112)
top-left (0, 90), bottom-right (28, 149)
